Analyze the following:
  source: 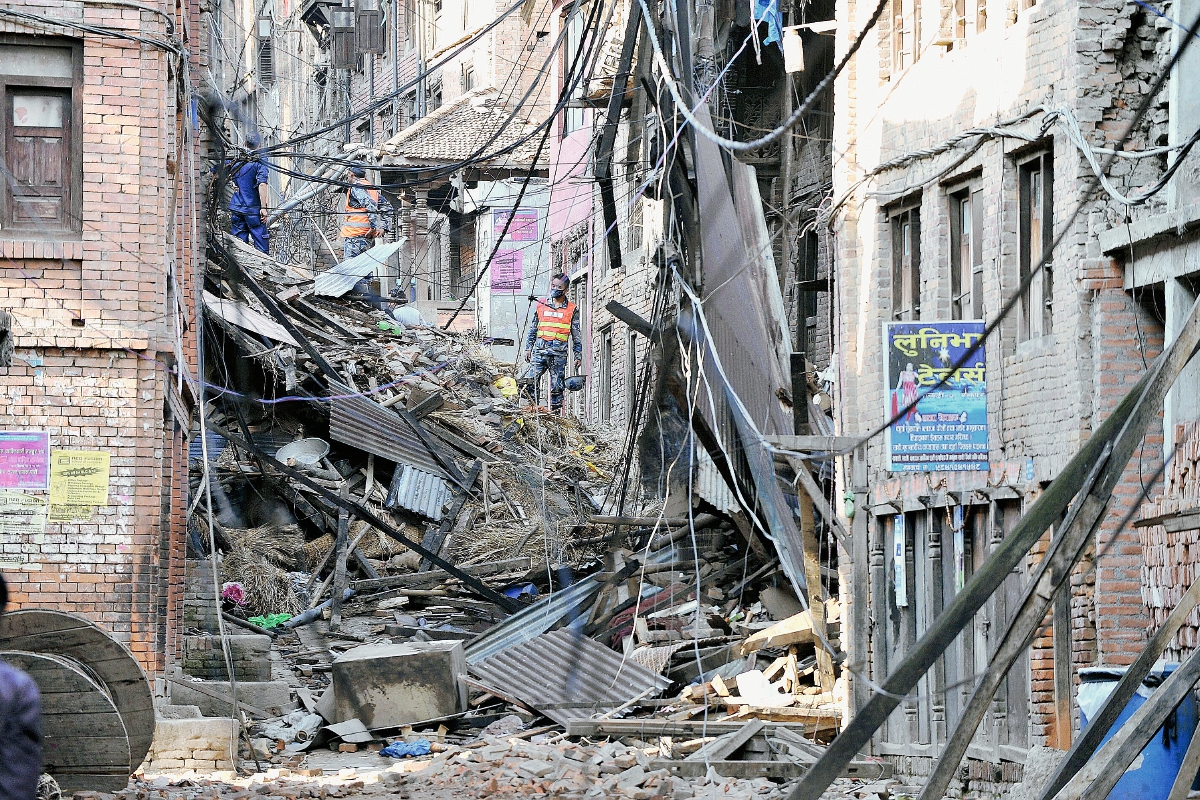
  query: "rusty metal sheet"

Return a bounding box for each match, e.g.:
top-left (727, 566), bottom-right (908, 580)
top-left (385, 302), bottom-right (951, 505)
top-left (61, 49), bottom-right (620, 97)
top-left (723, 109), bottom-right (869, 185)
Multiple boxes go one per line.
top-left (329, 394), bottom-right (448, 476)
top-left (385, 464), bottom-right (451, 521)
top-left (468, 629), bottom-right (671, 724)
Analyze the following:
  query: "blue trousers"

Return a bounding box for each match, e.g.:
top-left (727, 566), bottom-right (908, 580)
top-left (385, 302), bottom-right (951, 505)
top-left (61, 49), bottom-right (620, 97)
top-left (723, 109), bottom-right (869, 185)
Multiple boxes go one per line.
top-left (231, 211), bottom-right (269, 253)
top-left (344, 236), bottom-right (373, 260)
top-left (525, 347), bottom-right (568, 410)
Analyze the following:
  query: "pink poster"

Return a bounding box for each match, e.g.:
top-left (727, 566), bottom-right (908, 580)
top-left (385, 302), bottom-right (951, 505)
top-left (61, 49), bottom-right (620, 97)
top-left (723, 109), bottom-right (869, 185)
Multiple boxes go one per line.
top-left (495, 209), bottom-right (539, 242)
top-left (491, 250), bottom-right (523, 292)
top-left (0, 431), bottom-right (50, 490)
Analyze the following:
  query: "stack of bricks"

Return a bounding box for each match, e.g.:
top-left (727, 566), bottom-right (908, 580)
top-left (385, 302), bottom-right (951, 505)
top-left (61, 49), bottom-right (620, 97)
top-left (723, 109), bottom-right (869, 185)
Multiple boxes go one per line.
top-left (1139, 421), bottom-right (1200, 662)
top-left (181, 634), bottom-right (273, 683)
top-left (142, 717), bottom-right (239, 772)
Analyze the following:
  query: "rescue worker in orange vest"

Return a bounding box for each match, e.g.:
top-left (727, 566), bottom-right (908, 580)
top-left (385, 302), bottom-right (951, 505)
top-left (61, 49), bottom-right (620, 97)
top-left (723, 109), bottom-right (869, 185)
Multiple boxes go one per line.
top-left (523, 273), bottom-right (583, 413)
top-left (341, 166), bottom-right (394, 260)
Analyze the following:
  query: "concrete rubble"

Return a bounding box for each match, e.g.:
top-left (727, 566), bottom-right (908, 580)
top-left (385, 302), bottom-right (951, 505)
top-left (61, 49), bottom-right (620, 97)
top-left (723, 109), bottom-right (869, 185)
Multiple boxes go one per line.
top-left (148, 235), bottom-right (869, 799)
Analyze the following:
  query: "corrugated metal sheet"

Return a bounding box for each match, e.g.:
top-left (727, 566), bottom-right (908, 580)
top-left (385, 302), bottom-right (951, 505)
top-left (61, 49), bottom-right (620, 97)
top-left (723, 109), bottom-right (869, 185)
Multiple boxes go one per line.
top-left (695, 447), bottom-right (738, 514)
top-left (329, 394), bottom-right (448, 476)
top-left (465, 577), bottom-right (602, 665)
top-left (204, 291), bottom-right (300, 345)
top-left (188, 431), bottom-right (227, 463)
top-left (468, 629), bottom-right (671, 723)
top-left (385, 464), bottom-right (450, 521)
top-left (464, 546), bottom-right (680, 665)
top-left (314, 241), bottom-right (405, 297)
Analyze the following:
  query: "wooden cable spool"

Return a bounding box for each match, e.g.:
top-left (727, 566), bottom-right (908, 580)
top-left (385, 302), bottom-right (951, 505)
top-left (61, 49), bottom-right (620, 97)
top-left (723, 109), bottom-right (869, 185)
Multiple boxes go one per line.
top-left (0, 610), bottom-right (154, 792)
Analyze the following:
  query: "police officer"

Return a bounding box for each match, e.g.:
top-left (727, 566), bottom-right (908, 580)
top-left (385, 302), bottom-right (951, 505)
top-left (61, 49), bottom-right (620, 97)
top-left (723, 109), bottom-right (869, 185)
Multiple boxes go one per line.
top-left (341, 166), bottom-right (394, 259)
top-left (522, 273), bottom-right (582, 413)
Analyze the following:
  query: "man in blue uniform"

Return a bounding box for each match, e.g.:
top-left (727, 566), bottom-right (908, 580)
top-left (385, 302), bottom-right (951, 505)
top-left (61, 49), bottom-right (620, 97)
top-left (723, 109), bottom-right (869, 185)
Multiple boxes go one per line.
top-left (0, 573), bottom-right (42, 798)
top-left (523, 273), bottom-right (583, 413)
top-left (229, 135), bottom-right (271, 254)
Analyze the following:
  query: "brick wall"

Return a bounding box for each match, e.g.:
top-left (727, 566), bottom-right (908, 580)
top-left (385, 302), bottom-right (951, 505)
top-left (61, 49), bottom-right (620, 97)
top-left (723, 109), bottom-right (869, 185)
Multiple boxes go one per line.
top-left (833, 0), bottom-right (1168, 777)
top-left (0, 0), bottom-right (201, 677)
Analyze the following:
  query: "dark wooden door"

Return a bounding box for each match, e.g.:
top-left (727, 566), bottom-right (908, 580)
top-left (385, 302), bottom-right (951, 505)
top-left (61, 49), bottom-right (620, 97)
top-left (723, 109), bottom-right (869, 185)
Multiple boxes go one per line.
top-left (6, 89), bottom-right (70, 228)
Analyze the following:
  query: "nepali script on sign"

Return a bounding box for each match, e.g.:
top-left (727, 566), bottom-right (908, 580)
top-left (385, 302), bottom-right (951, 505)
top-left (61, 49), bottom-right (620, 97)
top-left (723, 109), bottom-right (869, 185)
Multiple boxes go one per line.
top-left (884, 321), bottom-right (987, 472)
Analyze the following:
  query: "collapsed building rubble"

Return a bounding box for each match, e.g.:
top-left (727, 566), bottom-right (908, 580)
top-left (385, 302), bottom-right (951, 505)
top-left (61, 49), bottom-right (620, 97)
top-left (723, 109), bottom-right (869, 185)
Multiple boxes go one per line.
top-left (167, 233), bottom-right (868, 792)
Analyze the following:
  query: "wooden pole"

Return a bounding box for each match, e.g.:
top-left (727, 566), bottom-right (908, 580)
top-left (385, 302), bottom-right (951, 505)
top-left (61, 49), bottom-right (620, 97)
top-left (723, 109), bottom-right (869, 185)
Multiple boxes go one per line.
top-left (798, 484), bottom-right (834, 691)
top-left (850, 446), bottom-right (872, 736)
top-left (1167, 721), bottom-right (1200, 800)
top-left (1035, 571), bottom-right (1200, 800)
top-left (330, 483), bottom-right (350, 629)
top-left (1051, 643), bottom-right (1200, 800)
top-left (917, 444), bottom-right (1112, 800)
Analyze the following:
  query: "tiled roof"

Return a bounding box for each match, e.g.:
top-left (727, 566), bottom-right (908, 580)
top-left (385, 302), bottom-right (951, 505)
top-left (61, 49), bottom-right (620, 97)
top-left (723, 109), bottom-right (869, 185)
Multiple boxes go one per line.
top-left (379, 89), bottom-right (541, 166)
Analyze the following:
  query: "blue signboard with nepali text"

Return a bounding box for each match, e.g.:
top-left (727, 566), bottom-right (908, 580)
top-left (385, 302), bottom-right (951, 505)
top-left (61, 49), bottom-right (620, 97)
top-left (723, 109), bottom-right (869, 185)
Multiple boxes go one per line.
top-left (883, 321), bottom-right (988, 472)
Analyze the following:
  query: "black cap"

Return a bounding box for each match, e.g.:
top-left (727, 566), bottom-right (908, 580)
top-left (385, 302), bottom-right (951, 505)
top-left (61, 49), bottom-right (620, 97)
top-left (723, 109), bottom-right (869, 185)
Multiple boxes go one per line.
top-left (348, 166), bottom-right (366, 178)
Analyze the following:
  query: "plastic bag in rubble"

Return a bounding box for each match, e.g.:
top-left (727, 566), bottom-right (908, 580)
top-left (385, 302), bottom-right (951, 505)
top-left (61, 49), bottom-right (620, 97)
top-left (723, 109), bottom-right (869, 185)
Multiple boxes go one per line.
top-left (260, 711), bottom-right (324, 745)
top-left (380, 739), bottom-right (432, 758)
top-left (493, 376), bottom-right (517, 399)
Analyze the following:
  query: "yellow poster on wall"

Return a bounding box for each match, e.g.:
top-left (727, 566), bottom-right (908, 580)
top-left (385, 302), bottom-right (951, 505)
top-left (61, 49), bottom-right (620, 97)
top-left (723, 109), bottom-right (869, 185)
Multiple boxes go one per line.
top-left (49, 450), bottom-right (111, 507)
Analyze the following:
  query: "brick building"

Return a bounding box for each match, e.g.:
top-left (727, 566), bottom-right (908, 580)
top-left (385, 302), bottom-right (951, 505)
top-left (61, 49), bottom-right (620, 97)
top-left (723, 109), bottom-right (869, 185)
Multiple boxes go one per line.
top-left (0, 0), bottom-right (202, 676)
top-left (831, 0), bottom-right (1180, 785)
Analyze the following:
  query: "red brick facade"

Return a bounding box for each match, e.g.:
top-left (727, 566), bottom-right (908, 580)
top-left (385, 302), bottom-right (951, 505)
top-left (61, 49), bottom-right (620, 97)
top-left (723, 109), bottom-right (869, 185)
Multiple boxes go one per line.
top-left (0, 0), bottom-right (202, 677)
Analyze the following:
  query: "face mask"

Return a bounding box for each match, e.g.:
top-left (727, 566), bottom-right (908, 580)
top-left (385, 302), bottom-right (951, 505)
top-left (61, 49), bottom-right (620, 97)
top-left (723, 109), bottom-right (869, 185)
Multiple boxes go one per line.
top-left (552, 286), bottom-right (566, 297)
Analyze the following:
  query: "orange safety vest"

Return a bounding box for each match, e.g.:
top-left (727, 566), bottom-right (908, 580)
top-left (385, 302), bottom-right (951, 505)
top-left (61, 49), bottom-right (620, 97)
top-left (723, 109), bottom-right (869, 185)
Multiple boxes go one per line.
top-left (340, 177), bottom-right (379, 239)
top-left (535, 299), bottom-right (575, 342)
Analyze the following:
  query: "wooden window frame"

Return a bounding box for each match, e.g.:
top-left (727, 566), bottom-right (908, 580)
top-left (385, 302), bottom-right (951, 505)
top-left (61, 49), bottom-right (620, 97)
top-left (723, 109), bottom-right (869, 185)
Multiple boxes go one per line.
top-left (0, 36), bottom-right (83, 239)
top-left (598, 326), bottom-right (613, 423)
top-left (561, 6), bottom-right (587, 135)
top-left (891, 0), bottom-right (921, 71)
top-left (1018, 151), bottom-right (1053, 341)
top-left (949, 187), bottom-right (984, 320)
top-left (890, 203), bottom-right (922, 321)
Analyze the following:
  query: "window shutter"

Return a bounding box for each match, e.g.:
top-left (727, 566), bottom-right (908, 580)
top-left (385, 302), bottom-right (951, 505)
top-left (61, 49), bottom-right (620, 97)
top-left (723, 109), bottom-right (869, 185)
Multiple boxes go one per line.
top-left (356, 0), bottom-right (385, 54)
top-left (330, 6), bottom-right (358, 69)
top-left (256, 16), bottom-right (275, 86)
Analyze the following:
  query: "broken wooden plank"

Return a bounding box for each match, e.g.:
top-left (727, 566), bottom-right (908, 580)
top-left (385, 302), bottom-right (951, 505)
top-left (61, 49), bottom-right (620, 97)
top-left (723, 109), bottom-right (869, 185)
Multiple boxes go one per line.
top-left (739, 599), bottom-right (839, 656)
top-left (351, 557), bottom-right (533, 592)
top-left (564, 719), bottom-right (811, 737)
top-left (766, 435), bottom-right (862, 453)
top-left (649, 759), bottom-right (890, 781)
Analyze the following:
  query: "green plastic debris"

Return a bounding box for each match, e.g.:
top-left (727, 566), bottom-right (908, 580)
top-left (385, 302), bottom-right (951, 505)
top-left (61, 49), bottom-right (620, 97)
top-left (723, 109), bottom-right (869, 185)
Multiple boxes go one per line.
top-left (249, 613), bottom-right (292, 630)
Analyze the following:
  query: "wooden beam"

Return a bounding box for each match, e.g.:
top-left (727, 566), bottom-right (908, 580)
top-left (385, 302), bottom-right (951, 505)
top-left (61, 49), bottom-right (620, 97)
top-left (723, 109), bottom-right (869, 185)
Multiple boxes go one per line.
top-left (798, 485), bottom-right (834, 691)
top-left (1035, 570), bottom-right (1200, 800)
top-left (685, 720), bottom-right (764, 761)
top-left (1168, 720), bottom-right (1200, 800)
top-left (330, 484), bottom-right (350, 629)
top-left (766, 435), bottom-right (863, 453)
top-left (917, 445), bottom-right (1114, 800)
top-left (788, 456), bottom-right (849, 547)
top-left (1051, 643), bottom-right (1200, 800)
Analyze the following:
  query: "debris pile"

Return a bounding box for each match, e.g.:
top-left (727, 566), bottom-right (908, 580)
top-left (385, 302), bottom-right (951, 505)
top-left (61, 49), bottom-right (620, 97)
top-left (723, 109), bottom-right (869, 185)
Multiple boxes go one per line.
top-left (181, 235), bottom-right (859, 792)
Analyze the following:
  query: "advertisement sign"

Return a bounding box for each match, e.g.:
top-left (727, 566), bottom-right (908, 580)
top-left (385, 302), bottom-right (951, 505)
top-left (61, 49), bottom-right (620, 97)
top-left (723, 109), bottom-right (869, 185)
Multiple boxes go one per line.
top-left (490, 250), bottom-right (523, 292)
top-left (0, 491), bottom-right (47, 536)
top-left (497, 209), bottom-right (539, 242)
top-left (884, 321), bottom-right (988, 472)
top-left (49, 450), bottom-right (111, 507)
top-left (0, 431), bottom-right (50, 490)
